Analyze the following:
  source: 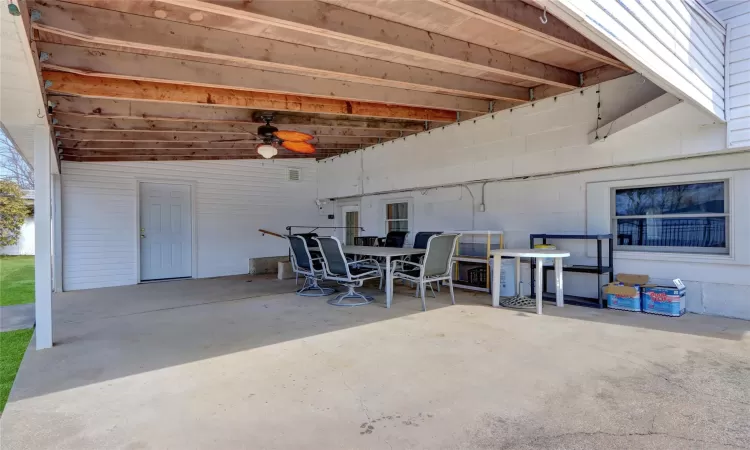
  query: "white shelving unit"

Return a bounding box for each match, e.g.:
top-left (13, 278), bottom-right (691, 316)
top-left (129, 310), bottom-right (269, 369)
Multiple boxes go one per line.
top-left (446, 230), bottom-right (504, 293)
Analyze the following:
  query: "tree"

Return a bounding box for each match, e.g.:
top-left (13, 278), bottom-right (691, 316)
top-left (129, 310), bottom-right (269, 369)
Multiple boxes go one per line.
top-left (0, 180), bottom-right (29, 247)
top-left (0, 131), bottom-right (33, 189)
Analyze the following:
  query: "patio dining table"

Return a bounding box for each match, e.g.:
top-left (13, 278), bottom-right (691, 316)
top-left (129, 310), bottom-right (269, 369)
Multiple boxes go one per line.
top-left (312, 245), bottom-right (426, 308)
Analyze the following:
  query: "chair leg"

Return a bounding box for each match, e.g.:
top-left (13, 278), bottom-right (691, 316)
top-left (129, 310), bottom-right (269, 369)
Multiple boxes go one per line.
top-left (427, 282), bottom-right (436, 298)
top-left (448, 277), bottom-right (456, 305)
top-left (420, 281), bottom-right (427, 312)
top-left (328, 283), bottom-right (373, 306)
top-left (297, 275), bottom-right (336, 297)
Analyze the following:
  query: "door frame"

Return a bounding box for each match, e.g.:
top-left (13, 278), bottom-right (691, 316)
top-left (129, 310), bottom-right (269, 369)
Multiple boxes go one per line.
top-left (338, 203), bottom-right (361, 244)
top-left (135, 179), bottom-right (198, 283)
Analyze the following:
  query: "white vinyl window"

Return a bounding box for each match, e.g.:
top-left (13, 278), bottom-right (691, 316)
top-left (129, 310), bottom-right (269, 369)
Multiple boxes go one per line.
top-left (385, 201), bottom-right (409, 233)
top-left (611, 180), bottom-right (729, 254)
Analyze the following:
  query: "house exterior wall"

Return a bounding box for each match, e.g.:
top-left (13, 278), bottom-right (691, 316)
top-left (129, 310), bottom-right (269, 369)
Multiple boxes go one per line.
top-left (548, 0), bottom-right (726, 121)
top-left (720, 1), bottom-right (750, 148)
top-left (316, 74), bottom-right (750, 319)
top-left (61, 159), bottom-right (321, 290)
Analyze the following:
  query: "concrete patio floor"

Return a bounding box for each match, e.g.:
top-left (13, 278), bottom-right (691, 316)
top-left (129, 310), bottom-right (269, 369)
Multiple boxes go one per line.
top-left (1, 275), bottom-right (749, 449)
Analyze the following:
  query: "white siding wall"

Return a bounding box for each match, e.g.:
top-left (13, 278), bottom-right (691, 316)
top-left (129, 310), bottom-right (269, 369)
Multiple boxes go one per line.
top-left (548, 0), bottom-right (726, 121)
top-left (317, 74), bottom-right (750, 319)
top-left (62, 159), bottom-right (322, 290)
top-left (715, 1), bottom-right (750, 148)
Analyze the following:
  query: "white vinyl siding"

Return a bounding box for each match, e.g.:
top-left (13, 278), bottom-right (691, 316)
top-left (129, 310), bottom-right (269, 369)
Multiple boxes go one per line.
top-left (550, 0), bottom-right (727, 121)
top-left (723, 2), bottom-right (750, 148)
top-left (61, 159), bottom-right (320, 290)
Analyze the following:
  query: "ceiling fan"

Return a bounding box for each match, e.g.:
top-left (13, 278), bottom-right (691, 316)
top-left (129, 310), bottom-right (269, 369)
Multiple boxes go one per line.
top-left (255, 113), bottom-right (315, 159)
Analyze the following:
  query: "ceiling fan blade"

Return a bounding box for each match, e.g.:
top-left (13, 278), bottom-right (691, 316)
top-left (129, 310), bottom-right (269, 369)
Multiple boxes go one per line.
top-left (273, 130), bottom-right (314, 142)
top-left (282, 141), bottom-right (316, 154)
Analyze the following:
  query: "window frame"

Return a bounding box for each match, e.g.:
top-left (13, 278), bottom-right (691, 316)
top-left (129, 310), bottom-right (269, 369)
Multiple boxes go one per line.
top-left (383, 199), bottom-right (412, 236)
top-left (610, 179), bottom-right (730, 255)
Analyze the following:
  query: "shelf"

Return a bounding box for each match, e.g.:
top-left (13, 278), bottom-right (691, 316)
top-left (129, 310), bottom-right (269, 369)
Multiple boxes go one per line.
top-left (530, 234), bottom-right (613, 305)
top-left (541, 264), bottom-right (613, 274)
top-left (530, 234), bottom-right (613, 240)
top-left (454, 256), bottom-right (488, 263)
top-left (540, 292), bottom-right (604, 309)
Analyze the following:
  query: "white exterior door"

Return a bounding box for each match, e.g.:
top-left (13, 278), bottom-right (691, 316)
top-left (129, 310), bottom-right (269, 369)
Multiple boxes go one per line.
top-left (340, 205), bottom-right (360, 245)
top-left (139, 182), bottom-right (192, 281)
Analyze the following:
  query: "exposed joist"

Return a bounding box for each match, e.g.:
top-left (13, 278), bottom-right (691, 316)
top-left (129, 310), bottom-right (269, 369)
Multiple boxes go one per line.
top-left (57, 130), bottom-right (256, 142)
top-left (32, 0), bottom-right (530, 102)
top-left (58, 140), bottom-right (363, 150)
top-left (43, 71), bottom-right (459, 122)
top-left (49, 97), bottom-right (427, 131)
top-left (429, 0), bottom-right (628, 71)
top-left (40, 43), bottom-right (491, 113)
top-left (61, 149), bottom-right (344, 157)
top-left (60, 0), bottom-right (579, 88)
top-left (531, 65), bottom-right (635, 100)
top-left (52, 116), bottom-right (411, 138)
top-left (61, 154), bottom-right (315, 162)
top-left (56, 130), bottom-right (382, 145)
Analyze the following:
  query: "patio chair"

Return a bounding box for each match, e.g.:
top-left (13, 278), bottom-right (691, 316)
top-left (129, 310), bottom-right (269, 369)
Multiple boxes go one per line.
top-left (313, 236), bottom-right (382, 307)
top-left (286, 235), bottom-right (335, 297)
top-left (391, 233), bottom-right (460, 311)
top-left (406, 231), bottom-right (443, 294)
top-left (293, 232), bottom-right (319, 248)
top-left (376, 231), bottom-right (409, 248)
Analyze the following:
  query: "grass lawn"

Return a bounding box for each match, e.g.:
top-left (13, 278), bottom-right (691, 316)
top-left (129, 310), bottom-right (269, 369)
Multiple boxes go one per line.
top-left (0, 328), bottom-right (33, 413)
top-left (0, 256), bottom-right (35, 306)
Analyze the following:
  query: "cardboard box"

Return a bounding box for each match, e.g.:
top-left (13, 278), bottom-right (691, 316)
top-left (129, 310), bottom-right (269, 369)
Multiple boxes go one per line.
top-left (603, 274), bottom-right (649, 312)
top-left (642, 279), bottom-right (686, 317)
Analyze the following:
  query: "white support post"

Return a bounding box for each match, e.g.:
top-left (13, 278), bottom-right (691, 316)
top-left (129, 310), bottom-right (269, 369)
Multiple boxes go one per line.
top-left (52, 174), bottom-right (63, 292)
top-left (34, 125), bottom-right (53, 350)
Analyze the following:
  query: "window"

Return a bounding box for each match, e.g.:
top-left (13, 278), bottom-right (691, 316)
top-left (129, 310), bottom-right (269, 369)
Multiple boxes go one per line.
top-left (385, 201), bottom-right (409, 233)
top-left (612, 181), bottom-right (729, 254)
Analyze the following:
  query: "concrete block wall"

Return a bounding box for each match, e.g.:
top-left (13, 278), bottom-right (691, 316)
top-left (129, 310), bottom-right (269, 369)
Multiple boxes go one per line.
top-left (317, 74), bottom-right (750, 320)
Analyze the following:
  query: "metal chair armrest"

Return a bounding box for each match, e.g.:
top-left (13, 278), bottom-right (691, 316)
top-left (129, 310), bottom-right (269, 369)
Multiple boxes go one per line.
top-left (348, 258), bottom-right (381, 268)
top-left (391, 259), bottom-right (423, 272)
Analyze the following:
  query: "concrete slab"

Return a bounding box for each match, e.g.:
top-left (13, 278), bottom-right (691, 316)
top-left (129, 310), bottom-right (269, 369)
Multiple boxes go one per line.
top-left (0, 304), bottom-right (35, 331)
top-left (1, 276), bottom-right (749, 449)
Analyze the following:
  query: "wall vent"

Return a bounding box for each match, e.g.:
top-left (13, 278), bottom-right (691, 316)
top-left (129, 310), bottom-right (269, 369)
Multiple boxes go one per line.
top-left (287, 168), bottom-right (301, 182)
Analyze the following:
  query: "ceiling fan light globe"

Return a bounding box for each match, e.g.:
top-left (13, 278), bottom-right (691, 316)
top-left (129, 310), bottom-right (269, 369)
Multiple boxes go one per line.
top-left (256, 144), bottom-right (277, 159)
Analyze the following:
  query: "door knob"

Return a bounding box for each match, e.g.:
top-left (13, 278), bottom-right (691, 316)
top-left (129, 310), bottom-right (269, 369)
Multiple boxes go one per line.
top-left (141, 234), bottom-right (146, 238)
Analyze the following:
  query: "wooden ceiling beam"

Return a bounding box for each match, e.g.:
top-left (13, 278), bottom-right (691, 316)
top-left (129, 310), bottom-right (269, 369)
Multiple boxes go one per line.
top-left (61, 149), bottom-right (344, 157)
top-left (61, 155), bottom-right (316, 162)
top-left (49, 98), bottom-right (427, 131)
top-left (58, 0), bottom-right (579, 88)
top-left (52, 116), bottom-right (412, 138)
top-left (43, 71), bottom-right (459, 122)
top-left (426, 0), bottom-right (629, 71)
top-left (58, 140), bottom-right (364, 150)
top-left (56, 130), bottom-right (382, 144)
top-left (32, 1), bottom-right (530, 102)
top-left (40, 43), bottom-right (491, 113)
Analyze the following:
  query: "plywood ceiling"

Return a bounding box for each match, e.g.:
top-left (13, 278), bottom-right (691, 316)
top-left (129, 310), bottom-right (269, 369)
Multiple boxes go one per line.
top-left (20, 0), bottom-right (631, 162)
